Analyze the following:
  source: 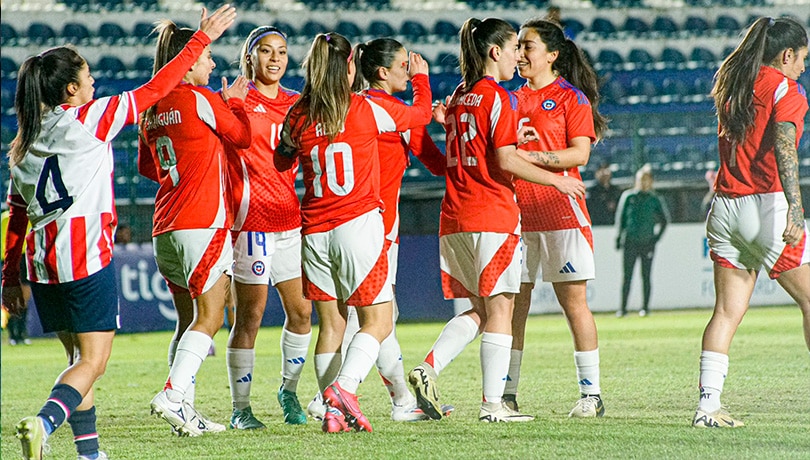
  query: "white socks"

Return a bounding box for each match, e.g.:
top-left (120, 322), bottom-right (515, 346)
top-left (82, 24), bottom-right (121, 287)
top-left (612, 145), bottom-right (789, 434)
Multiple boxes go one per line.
top-left (314, 352), bottom-right (342, 393)
top-left (280, 329), bottom-right (311, 393)
top-left (377, 328), bottom-right (414, 406)
top-left (427, 314), bottom-right (479, 375)
top-left (698, 350), bottom-right (728, 412)
top-left (574, 349), bottom-right (601, 396)
top-left (480, 332), bottom-right (513, 404)
top-left (336, 332), bottom-right (380, 394)
top-left (504, 349), bottom-right (523, 395)
top-left (165, 330), bottom-right (211, 403)
top-left (227, 347), bottom-right (255, 410)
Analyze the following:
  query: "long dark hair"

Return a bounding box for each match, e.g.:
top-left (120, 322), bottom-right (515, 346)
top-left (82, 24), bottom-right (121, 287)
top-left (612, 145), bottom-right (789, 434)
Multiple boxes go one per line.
top-left (141, 20), bottom-right (195, 130)
top-left (458, 17), bottom-right (515, 92)
top-left (10, 46), bottom-right (85, 167)
top-left (713, 16), bottom-right (807, 144)
top-left (521, 17), bottom-right (608, 140)
top-left (284, 32), bottom-right (352, 144)
top-left (351, 37), bottom-right (404, 92)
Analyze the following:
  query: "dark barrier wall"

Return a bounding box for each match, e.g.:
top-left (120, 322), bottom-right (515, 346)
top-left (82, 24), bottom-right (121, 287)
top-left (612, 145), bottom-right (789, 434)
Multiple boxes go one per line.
top-left (23, 235), bottom-right (455, 337)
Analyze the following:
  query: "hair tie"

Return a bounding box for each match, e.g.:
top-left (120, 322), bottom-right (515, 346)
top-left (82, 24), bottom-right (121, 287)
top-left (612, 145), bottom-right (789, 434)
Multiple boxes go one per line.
top-left (325, 33), bottom-right (331, 42)
top-left (768, 17), bottom-right (776, 27)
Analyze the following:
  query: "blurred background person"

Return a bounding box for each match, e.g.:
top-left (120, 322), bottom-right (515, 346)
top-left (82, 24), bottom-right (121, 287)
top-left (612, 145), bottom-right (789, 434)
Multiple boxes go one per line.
top-left (587, 162), bottom-right (622, 226)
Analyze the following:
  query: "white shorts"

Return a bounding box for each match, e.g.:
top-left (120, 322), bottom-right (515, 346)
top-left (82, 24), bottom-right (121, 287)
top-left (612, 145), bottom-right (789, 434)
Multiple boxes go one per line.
top-left (232, 228), bottom-right (302, 285)
top-left (439, 232), bottom-right (522, 299)
top-left (707, 192), bottom-right (809, 278)
top-left (521, 228), bottom-right (595, 284)
top-left (153, 228), bottom-right (233, 299)
top-left (301, 210), bottom-right (393, 306)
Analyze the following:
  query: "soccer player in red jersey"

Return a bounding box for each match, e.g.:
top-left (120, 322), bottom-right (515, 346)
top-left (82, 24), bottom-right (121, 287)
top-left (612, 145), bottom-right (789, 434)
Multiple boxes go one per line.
top-left (694, 16), bottom-right (810, 428)
top-left (506, 17), bottom-right (609, 418)
top-left (275, 32), bottom-right (433, 433)
top-left (222, 25), bottom-right (312, 429)
top-left (2, 6), bottom-right (236, 458)
top-left (407, 17), bottom-right (585, 423)
top-left (138, 17), bottom-right (251, 437)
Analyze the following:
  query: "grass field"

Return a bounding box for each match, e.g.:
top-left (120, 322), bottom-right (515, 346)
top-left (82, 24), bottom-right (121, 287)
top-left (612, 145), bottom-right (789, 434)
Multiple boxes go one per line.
top-left (2, 306), bottom-right (809, 459)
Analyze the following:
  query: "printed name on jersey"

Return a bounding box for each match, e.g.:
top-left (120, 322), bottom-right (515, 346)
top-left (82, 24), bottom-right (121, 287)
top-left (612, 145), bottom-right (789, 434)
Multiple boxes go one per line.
top-left (251, 260), bottom-right (266, 276)
top-left (145, 109), bottom-right (182, 130)
top-left (542, 99), bottom-right (557, 110)
top-left (314, 122), bottom-right (345, 138)
top-left (454, 93), bottom-right (484, 107)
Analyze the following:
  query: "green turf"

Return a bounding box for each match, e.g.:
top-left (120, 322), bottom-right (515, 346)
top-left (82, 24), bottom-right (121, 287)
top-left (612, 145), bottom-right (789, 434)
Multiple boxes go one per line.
top-left (2, 306), bottom-right (809, 459)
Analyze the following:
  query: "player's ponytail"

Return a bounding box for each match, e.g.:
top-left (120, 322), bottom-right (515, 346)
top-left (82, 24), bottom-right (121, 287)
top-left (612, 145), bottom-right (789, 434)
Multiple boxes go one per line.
top-left (352, 38), bottom-right (405, 92)
top-left (521, 18), bottom-right (607, 141)
top-left (142, 20), bottom-right (195, 132)
top-left (459, 17), bottom-right (515, 92)
top-left (286, 32), bottom-right (352, 143)
top-left (714, 16), bottom-right (807, 144)
top-left (10, 47), bottom-right (84, 167)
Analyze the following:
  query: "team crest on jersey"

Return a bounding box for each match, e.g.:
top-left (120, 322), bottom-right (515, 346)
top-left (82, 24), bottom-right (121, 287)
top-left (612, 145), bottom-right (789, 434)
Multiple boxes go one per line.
top-left (252, 261), bottom-right (266, 276)
top-left (542, 99), bottom-right (557, 110)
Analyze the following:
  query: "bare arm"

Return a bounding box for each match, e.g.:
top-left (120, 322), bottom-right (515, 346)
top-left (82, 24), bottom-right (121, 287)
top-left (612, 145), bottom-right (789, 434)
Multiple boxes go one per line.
top-left (774, 121), bottom-right (804, 246)
top-left (497, 145), bottom-right (585, 199)
top-left (515, 136), bottom-right (591, 170)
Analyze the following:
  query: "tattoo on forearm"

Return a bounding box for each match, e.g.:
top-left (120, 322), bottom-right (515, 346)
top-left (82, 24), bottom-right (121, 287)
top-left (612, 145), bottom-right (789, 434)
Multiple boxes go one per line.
top-left (528, 151), bottom-right (560, 166)
top-left (774, 121), bottom-right (803, 226)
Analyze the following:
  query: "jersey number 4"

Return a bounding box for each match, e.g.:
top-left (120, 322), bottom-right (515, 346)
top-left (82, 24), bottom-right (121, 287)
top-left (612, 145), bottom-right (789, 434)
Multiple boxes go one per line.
top-left (310, 142), bottom-right (354, 197)
top-left (36, 156), bottom-right (74, 214)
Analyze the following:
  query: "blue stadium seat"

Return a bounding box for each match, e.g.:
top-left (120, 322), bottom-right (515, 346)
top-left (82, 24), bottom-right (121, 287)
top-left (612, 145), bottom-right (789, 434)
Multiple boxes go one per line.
top-left (661, 47), bottom-right (687, 69)
top-left (336, 20), bottom-right (363, 39)
top-left (96, 55), bottom-right (127, 78)
top-left (622, 17), bottom-right (649, 36)
top-left (27, 22), bottom-right (56, 46)
top-left (273, 21), bottom-right (296, 37)
top-left (433, 20), bottom-right (458, 40)
top-left (235, 21), bottom-right (258, 41)
top-left (133, 55), bottom-right (154, 78)
top-left (590, 17), bottom-right (617, 37)
top-left (600, 79), bottom-right (626, 104)
top-left (660, 77), bottom-right (691, 98)
top-left (399, 20), bottom-right (428, 42)
top-left (368, 20), bottom-right (395, 38)
top-left (595, 48), bottom-right (624, 70)
top-left (715, 15), bottom-right (740, 34)
top-left (300, 20), bottom-right (328, 38)
top-left (627, 48), bottom-right (654, 70)
top-left (628, 76), bottom-right (658, 99)
top-left (132, 21), bottom-right (156, 44)
top-left (97, 22), bottom-right (127, 45)
top-left (683, 16), bottom-right (710, 36)
top-left (435, 51), bottom-right (459, 73)
top-left (689, 47), bottom-right (717, 66)
top-left (1, 56), bottom-right (17, 78)
top-left (651, 16), bottom-right (679, 37)
top-left (61, 22), bottom-right (91, 45)
top-left (561, 18), bottom-right (585, 38)
top-left (1, 22), bottom-right (18, 46)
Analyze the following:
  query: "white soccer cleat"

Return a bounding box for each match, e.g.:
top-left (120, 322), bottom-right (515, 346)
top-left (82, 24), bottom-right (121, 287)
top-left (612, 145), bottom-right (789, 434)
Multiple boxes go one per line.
top-left (150, 391), bottom-right (203, 437)
top-left (479, 401), bottom-right (535, 423)
top-left (391, 402), bottom-right (430, 422)
top-left (692, 408), bottom-right (744, 428)
top-left (306, 392), bottom-right (326, 421)
top-left (188, 405), bottom-right (226, 433)
top-left (568, 395), bottom-right (605, 418)
top-left (78, 451), bottom-right (109, 460)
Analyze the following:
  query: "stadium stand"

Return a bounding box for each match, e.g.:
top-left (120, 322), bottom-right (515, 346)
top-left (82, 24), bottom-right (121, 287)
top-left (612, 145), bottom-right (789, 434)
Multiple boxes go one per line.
top-left (61, 22), bottom-right (92, 45)
top-left (1, 22), bottom-right (18, 46)
top-left (26, 22), bottom-right (56, 46)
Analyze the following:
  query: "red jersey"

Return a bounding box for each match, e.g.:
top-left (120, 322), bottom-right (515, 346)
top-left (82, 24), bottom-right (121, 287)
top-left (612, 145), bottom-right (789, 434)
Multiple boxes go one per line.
top-left (227, 84), bottom-right (301, 233)
top-left (3, 31), bottom-right (212, 285)
top-left (514, 77), bottom-right (596, 231)
top-left (440, 77), bottom-right (520, 236)
top-left (276, 74), bottom-right (432, 235)
top-left (363, 88), bottom-right (445, 239)
top-left (715, 66), bottom-right (808, 197)
top-left (139, 83), bottom-right (251, 235)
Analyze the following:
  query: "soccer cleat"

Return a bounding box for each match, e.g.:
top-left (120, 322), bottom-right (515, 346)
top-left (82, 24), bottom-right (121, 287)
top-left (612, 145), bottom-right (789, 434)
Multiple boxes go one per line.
top-left (569, 395), bottom-right (605, 418)
top-left (441, 404), bottom-right (455, 417)
top-left (479, 401), bottom-right (535, 422)
top-left (323, 383), bottom-right (372, 432)
top-left (150, 391), bottom-right (203, 437)
top-left (190, 406), bottom-right (226, 433)
top-left (16, 416), bottom-right (49, 460)
top-left (78, 452), bottom-right (109, 460)
top-left (408, 364), bottom-right (442, 420)
top-left (307, 393), bottom-right (326, 421)
top-left (502, 394), bottom-right (519, 412)
top-left (391, 402), bottom-right (430, 422)
top-left (692, 408), bottom-right (744, 428)
top-left (322, 407), bottom-right (351, 433)
top-left (639, 309), bottom-right (648, 317)
top-left (230, 406), bottom-right (266, 430)
top-left (278, 387), bottom-right (307, 425)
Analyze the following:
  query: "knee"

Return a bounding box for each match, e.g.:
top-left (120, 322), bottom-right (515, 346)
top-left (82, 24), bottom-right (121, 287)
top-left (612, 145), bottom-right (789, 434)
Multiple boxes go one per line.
top-left (285, 302), bottom-right (313, 330)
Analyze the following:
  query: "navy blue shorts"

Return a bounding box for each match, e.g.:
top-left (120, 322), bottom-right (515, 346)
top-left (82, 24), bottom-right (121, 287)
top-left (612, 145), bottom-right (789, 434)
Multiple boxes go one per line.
top-left (30, 262), bottom-right (120, 334)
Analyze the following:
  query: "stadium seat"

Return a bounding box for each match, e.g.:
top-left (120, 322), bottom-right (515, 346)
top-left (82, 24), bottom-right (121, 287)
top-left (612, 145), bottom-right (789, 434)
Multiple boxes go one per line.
top-left (627, 48), bottom-right (654, 70)
top-left (27, 22), bottom-right (56, 46)
top-left (628, 76), bottom-right (658, 99)
top-left (590, 17), bottom-right (617, 38)
top-left (97, 22), bottom-right (127, 45)
top-left (689, 47), bottom-right (717, 66)
top-left (660, 47), bottom-right (687, 69)
top-left (651, 16), bottom-right (679, 37)
top-left (433, 20), bottom-right (459, 40)
top-left (1, 22), bottom-right (18, 46)
top-left (133, 55), bottom-right (154, 78)
top-left (132, 21), bottom-right (157, 44)
top-left (683, 16), bottom-right (710, 36)
top-left (435, 51), bottom-right (459, 73)
top-left (715, 15), bottom-right (740, 34)
top-left (595, 48), bottom-right (624, 70)
top-left (1, 56), bottom-right (17, 79)
top-left (622, 17), bottom-right (649, 37)
top-left (300, 20), bottom-right (328, 38)
top-left (61, 22), bottom-right (92, 45)
top-left (368, 20), bottom-right (396, 38)
top-left (399, 20), bottom-right (428, 42)
top-left (235, 21), bottom-right (259, 41)
top-left (660, 77), bottom-right (690, 98)
top-left (273, 21), bottom-right (297, 37)
top-left (600, 79), bottom-right (626, 104)
top-left (96, 55), bottom-right (127, 78)
top-left (336, 20), bottom-right (363, 39)
top-left (561, 18), bottom-right (586, 38)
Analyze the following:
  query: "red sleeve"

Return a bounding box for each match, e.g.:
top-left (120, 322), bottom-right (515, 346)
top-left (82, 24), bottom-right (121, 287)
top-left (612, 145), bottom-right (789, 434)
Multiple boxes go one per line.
top-left (369, 74), bottom-right (433, 133)
top-left (774, 81), bottom-right (809, 127)
top-left (2, 202), bottom-right (28, 287)
top-left (492, 89), bottom-right (519, 149)
top-left (408, 126), bottom-right (445, 176)
top-left (137, 132), bottom-right (159, 182)
top-left (129, 31), bottom-right (212, 118)
top-left (565, 94), bottom-right (596, 143)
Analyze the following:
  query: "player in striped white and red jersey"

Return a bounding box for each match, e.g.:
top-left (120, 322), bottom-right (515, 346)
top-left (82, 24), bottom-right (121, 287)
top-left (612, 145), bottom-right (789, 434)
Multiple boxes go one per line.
top-left (695, 16), bottom-right (810, 429)
top-left (222, 25), bottom-right (312, 430)
top-left (274, 32), bottom-right (433, 433)
top-left (332, 37), bottom-right (446, 423)
top-left (408, 18), bottom-right (585, 424)
top-left (1, 6), bottom-right (236, 459)
top-left (138, 19), bottom-right (251, 437)
top-left (506, 18), bottom-right (609, 419)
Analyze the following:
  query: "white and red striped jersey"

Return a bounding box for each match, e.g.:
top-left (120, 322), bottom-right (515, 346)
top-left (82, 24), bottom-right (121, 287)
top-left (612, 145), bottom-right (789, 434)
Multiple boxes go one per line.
top-left (715, 65), bottom-right (808, 197)
top-left (139, 83), bottom-right (251, 235)
top-left (440, 77), bottom-right (520, 236)
top-left (514, 77), bottom-right (596, 232)
top-left (276, 73), bottom-right (432, 235)
top-left (3, 31), bottom-right (212, 285)
top-left (227, 84), bottom-right (301, 233)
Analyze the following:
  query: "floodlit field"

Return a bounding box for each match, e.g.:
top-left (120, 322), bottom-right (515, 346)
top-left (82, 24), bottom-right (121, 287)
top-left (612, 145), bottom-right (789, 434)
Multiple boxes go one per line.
top-left (2, 306), bottom-right (809, 459)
